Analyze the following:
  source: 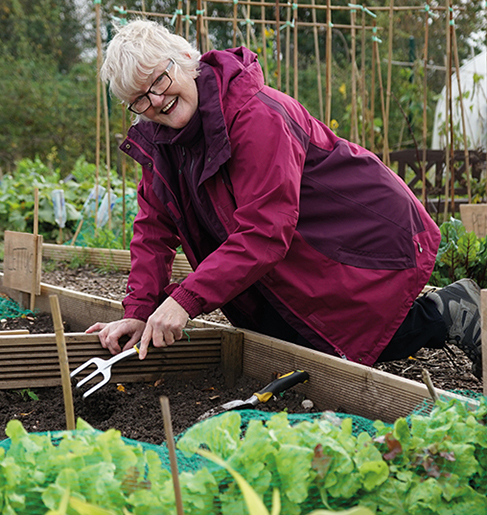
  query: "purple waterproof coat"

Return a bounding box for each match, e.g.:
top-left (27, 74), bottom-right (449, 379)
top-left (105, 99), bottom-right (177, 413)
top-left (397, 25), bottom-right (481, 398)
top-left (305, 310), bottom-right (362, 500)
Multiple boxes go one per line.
top-left (121, 47), bottom-right (441, 366)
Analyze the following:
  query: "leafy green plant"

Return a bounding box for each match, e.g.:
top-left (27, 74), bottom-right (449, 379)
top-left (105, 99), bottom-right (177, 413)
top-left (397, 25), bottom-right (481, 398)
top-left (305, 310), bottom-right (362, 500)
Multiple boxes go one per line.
top-left (0, 156), bottom-right (138, 248)
top-left (1, 399), bottom-right (486, 514)
top-left (14, 388), bottom-right (39, 402)
top-left (429, 217), bottom-right (487, 288)
top-left (178, 398), bottom-right (487, 514)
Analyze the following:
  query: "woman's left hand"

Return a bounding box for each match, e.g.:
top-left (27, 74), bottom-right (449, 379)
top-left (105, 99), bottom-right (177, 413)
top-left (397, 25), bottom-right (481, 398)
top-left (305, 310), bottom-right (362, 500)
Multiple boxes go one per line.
top-left (138, 297), bottom-right (189, 359)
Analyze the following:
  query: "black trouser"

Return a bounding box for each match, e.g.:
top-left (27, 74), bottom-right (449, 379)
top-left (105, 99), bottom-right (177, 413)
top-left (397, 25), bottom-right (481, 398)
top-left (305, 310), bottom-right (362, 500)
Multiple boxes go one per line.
top-left (247, 293), bottom-right (447, 362)
top-left (376, 295), bottom-right (447, 362)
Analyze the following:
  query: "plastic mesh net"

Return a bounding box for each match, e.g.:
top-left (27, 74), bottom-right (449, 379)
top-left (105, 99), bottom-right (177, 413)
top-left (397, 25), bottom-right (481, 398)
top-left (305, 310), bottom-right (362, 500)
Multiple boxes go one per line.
top-left (1, 392), bottom-right (486, 514)
top-left (0, 294), bottom-right (35, 319)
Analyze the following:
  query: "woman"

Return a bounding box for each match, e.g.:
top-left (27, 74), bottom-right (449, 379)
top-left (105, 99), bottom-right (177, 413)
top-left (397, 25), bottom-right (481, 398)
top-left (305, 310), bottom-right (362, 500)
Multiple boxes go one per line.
top-left (88, 19), bottom-right (482, 378)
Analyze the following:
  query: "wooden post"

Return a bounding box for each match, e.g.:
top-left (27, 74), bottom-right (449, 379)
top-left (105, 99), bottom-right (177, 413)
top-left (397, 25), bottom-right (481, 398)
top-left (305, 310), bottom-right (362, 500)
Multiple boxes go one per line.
top-left (49, 295), bottom-right (76, 431)
top-left (220, 329), bottom-right (243, 388)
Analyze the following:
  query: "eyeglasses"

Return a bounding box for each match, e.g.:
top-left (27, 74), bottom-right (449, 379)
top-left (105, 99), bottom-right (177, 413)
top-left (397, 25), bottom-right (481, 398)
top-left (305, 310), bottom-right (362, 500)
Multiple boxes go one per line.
top-left (128, 59), bottom-right (175, 115)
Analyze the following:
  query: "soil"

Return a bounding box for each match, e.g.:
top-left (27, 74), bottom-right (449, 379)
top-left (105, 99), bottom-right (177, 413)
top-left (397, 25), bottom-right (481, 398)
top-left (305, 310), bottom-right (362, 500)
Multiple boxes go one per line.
top-left (0, 261), bottom-right (483, 445)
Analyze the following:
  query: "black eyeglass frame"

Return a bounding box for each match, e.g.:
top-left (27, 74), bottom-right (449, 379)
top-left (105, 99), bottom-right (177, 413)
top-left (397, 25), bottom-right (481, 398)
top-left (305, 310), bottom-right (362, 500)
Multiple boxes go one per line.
top-left (128, 59), bottom-right (175, 115)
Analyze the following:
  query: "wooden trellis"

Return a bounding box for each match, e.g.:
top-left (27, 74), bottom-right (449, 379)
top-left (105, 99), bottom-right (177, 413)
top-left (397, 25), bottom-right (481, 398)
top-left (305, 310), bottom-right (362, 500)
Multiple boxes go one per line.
top-left (103, 1), bottom-right (481, 216)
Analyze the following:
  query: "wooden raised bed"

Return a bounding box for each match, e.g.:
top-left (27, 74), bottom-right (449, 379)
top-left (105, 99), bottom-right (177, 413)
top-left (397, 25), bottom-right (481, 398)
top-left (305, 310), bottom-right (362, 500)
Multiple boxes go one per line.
top-left (0, 274), bottom-right (484, 424)
top-left (42, 243), bottom-right (192, 278)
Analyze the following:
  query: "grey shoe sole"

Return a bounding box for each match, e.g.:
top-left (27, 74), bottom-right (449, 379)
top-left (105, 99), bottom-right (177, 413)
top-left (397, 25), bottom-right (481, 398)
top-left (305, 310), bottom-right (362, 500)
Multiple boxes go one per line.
top-left (428, 278), bottom-right (482, 363)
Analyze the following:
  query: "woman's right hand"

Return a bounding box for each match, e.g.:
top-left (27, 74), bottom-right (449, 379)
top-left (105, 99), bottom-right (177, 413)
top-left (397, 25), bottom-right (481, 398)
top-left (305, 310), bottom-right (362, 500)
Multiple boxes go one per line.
top-left (86, 318), bottom-right (146, 355)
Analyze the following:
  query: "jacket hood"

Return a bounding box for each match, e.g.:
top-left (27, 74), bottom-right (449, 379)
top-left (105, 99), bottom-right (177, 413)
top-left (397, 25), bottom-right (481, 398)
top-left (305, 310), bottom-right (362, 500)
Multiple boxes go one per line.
top-left (199, 47), bottom-right (265, 124)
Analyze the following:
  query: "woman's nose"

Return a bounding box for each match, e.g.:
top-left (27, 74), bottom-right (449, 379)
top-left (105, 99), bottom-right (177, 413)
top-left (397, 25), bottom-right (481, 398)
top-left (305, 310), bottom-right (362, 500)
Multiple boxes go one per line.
top-left (148, 92), bottom-right (165, 107)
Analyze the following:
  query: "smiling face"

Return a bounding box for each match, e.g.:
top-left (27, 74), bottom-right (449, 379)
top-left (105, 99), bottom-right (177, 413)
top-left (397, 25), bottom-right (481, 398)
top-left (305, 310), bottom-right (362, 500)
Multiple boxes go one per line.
top-left (133, 60), bottom-right (199, 130)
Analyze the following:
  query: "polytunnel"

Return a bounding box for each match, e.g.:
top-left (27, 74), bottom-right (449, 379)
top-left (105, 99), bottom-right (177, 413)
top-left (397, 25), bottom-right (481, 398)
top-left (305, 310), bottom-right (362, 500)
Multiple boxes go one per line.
top-left (431, 50), bottom-right (487, 151)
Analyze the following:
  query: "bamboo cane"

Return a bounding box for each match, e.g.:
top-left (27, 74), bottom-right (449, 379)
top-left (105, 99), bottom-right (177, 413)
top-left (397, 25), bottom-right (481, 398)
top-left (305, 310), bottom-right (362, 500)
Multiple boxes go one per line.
top-left (233, 0), bottom-right (238, 47)
top-left (448, 11), bottom-right (456, 215)
top-left (383, 0), bottom-right (394, 167)
top-left (293, 3), bottom-right (298, 100)
top-left (261, 0), bottom-right (269, 84)
top-left (176, 0), bottom-right (183, 35)
top-left (350, 6), bottom-right (358, 142)
top-left (196, 0), bottom-right (202, 51)
top-left (30, 188), bottom-right (39, 312)
top-left (185, 0), bottom-right (190, 40)
top-left (370, 22), bottom-right (377, 152)
top-left (102, 78), bottom-right (112, 231)
top-left (374, 30), bottom-right (387, 163)
top-left (325, 0), bottom-right (332, 126)
top-left (443, 0), bottom-right (452, 219)
top-left (275, 0), bottom-right (281, 90)
top-left (94, 1), bottom-right (102, 235)
top-left (285, 3), bottom-right (291, 94)
top-left (50, 295), bottom-right (75, 431)
top-left (361, 8), bottom-right (367, 147)
top-left (421, 7), bottom-right (430, 209)
top-left (121, 108), bottom-right (127, 250)
top-left (311, 0), bottom-right (323, 121)
top-left (160, 397), bottom-right (185, 515)
top-left (452, 22), bottom-right (471, 203)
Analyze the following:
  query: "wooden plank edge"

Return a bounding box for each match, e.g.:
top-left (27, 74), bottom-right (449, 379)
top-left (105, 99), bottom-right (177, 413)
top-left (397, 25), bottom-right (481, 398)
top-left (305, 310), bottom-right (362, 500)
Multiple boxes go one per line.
top-left (42, 244), bottom-right (192, 277)
top-left (240, 329), bottom-right (480, 423)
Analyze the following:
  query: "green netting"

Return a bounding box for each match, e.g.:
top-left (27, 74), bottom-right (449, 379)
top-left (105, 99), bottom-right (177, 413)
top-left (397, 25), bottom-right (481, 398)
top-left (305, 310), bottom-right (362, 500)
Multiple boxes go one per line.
top-left (0, 294), bottom-right (35, 319)
top-left (1, 392), bottom-right (486, 514)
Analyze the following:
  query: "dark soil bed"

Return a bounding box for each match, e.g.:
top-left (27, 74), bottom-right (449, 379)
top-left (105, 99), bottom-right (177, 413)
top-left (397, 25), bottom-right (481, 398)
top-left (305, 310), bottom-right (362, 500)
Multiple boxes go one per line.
top-left (0, 261), bottom-right (483, 445)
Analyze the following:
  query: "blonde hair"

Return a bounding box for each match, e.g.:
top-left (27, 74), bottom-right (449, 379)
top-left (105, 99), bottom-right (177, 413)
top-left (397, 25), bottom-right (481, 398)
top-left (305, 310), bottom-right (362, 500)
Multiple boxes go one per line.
top-left (100, 19), bottom-right (201, 105)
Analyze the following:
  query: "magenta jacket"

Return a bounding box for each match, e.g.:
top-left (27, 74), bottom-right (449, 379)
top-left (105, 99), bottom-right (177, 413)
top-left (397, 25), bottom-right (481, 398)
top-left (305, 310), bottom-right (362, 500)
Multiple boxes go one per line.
top-left (121, 47), bottom-right (441, 366)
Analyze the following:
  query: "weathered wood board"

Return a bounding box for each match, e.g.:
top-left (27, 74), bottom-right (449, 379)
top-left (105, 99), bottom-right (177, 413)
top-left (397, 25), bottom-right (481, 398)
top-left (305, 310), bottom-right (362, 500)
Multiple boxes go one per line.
top-left (42, 243), bottom-right (192, 278)
top-left (0, 274), bottom-right (482, 424)
top-left (460, 204), bottom-right (487, 238)
top-left (3, 231), bottom-right (43, 295)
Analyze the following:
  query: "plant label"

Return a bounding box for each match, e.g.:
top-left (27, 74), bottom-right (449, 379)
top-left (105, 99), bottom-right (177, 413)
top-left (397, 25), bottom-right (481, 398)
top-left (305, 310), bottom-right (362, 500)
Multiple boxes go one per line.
top-left (459, 204), bottom-right (487, 239)
top-left (3, 231), bottom-right (43, 295)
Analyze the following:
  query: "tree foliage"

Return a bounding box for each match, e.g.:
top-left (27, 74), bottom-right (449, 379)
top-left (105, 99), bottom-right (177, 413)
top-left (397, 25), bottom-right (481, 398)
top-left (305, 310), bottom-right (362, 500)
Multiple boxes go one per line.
top-left (1, 0), bottom-right (486, 175)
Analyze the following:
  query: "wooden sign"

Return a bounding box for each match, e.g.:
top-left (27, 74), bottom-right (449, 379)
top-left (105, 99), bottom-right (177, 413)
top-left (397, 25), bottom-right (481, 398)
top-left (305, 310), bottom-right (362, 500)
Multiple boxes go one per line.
top-left (3, 231), bottom-right (43, 295)
top-left (459, 204), bottom-right (487, 239)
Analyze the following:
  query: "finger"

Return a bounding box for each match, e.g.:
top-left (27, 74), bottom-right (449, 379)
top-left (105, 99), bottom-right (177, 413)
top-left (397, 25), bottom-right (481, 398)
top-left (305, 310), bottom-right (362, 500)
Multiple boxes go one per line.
top-left (121, 332), bottom-right (142, 352)
top-left (102, 330), bottom-right (124, 355)
top-left (163, 329), bottom-right (175, 346)
top-left (139, 327), bottom-right (153, 360)
top-left (85, 322), bottom-right (107, 334)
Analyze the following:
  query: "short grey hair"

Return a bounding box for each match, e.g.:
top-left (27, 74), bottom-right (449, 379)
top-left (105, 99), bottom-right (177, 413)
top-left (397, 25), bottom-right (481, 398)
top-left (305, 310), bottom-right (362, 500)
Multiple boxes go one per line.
top-left (100, 19), bottom-right (201, 105)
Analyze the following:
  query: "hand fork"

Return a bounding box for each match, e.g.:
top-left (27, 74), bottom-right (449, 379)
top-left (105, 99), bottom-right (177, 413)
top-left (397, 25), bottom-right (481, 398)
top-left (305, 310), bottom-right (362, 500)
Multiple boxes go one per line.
top-left (70, 342), bottom-right (141, 399)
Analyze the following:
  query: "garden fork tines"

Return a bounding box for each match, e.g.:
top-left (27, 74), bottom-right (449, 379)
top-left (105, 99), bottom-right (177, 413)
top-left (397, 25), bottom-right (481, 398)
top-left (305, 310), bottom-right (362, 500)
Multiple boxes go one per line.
top-left (70, 343), bottom-right (141, 399)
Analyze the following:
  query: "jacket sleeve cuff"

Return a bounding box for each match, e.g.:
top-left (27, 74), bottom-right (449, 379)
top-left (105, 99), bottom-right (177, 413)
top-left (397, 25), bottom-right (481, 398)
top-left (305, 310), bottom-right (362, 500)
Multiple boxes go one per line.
top-left (165, 283), bottom-right (204, 319)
